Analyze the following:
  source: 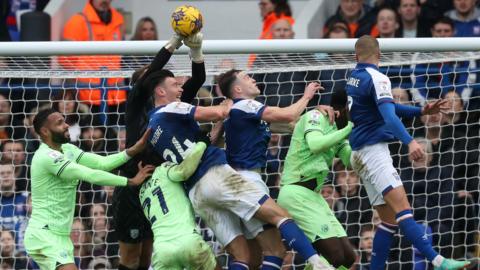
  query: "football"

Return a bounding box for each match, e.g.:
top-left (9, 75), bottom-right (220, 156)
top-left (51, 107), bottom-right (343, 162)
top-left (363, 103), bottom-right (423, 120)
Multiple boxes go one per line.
top-left (170, 5), bottom-right (203, 37)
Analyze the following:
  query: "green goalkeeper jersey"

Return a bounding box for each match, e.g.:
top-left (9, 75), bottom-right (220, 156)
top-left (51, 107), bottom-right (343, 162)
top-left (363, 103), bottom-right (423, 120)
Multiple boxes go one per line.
top-left (29, 143), bottom-right (129, 235)
top-left (281, 110), bottom-right (350, 189)
top-left (139, 142), bottom-right (206, 243)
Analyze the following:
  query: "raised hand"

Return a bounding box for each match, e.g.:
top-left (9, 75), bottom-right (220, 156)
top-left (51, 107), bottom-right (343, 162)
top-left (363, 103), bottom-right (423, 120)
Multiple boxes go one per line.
top-left (128, 162), bottom-right (155, 186)
top-left (184, 32), bottom-right (204, 62)
top-left (126, 129), bottom-right (152, 157)
top-left (165, 33), bottom-right (184, 52)
top-left (303, 82), bottom-right (324, 100)
top-left (421, 99), bottom-right (449, 115)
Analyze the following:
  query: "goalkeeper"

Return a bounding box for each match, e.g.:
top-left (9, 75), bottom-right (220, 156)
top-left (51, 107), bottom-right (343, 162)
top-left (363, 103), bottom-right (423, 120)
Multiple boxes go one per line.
top-left (114, 29), bottom-right (205, 270)
top-left (24, 108), bottom-right (154, 270)
top-left (139, 142), bottom-right (219, 270)
top-left (277, 90), bottom-right (356, 270)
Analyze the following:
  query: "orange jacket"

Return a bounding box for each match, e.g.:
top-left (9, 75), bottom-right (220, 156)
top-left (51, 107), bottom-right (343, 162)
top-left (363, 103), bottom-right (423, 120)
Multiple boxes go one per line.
top-left (60, 1), bottom-right (125, 106)
top-left (260, 12), bottom-right (295, 40)
top-left (249, 12), bottom-right (296, 66)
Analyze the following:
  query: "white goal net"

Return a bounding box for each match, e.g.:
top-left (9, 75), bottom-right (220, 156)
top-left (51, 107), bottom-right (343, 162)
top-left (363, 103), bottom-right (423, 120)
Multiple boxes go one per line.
top-left (0, 40), bottom-right (479, 270)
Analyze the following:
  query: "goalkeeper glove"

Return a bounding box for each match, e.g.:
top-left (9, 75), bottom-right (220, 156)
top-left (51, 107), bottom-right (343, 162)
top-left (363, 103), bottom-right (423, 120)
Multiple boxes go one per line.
top-left (184, 32), bottom-right (204, 62)
top-left (164, 33), bottom-right (183, 51)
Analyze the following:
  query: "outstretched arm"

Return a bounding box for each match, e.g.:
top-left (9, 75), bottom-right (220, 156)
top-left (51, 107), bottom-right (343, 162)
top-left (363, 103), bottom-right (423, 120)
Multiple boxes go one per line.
top-left (394, 103), bottom-right (422, 118)
top-left (194, 99), bottom-right (233, 122)
top-left (262, 82), bottom-right (323, 123)
top-left (181, 33), bottom-right (206, 103)
top-left (167, 142), bottom-right (207, 182)
top-left (305, 122), bottom-right (353, 154)
top-left (379, 102), bottom-right (413, 145)
top-left (77, 130), bottom-right (151, 171)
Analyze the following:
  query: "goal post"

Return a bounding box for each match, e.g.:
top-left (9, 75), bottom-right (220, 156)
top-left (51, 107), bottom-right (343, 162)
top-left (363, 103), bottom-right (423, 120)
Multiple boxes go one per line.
top-left (0, 38), bottom-right (479, 269)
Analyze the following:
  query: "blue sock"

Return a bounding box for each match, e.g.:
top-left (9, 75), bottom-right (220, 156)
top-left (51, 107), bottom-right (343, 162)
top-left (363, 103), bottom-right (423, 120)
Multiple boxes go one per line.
top-left (396, 209), bottom-right (438, 262)
top-left (262, 255), bottom-right (283, 270)
top-left (230, 261), bottom-right (249, 270)
top-left (371, 222), bottom-right (397, 270)
top-left (278, 219), bottom-right (316, 261)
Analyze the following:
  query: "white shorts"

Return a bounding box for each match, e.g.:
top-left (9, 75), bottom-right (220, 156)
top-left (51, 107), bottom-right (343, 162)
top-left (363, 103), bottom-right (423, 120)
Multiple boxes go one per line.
top-left (188, 165), bottom-right (269, 246)
top-left (237, 170), bottom-right (269, 239)
top-left (351, 143), bottom-right (403, 206)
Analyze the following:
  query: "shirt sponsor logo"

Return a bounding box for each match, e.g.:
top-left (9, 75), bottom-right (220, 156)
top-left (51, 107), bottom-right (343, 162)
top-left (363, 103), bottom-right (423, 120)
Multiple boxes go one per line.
top-left (376, 81), bottom-right (392, 100)
top-left (150, 127), bottom-right (163, 146)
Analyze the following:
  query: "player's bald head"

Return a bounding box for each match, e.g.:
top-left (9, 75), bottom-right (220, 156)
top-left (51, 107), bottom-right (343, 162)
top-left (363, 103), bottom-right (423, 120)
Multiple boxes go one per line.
top-left (355, 35), bottom-right (380, 62)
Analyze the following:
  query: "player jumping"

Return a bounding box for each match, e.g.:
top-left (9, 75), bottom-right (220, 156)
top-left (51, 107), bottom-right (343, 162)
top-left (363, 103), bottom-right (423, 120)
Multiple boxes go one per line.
top-left (113, 31), bottom-right (205, 270)
top-left (346, 35), bottom-right (470, 270)
top-left (217, 69), bottom-right (335, 269)
top-left (24, 108), bottom-right (153, 270)
top-left (146, 73), bottom-right (332, 270)
top-left (277, 89), bottom-right (356, 270)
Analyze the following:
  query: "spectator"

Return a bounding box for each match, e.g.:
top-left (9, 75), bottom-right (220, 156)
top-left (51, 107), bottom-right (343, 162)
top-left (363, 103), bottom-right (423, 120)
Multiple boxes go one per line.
top-left (131, 16), bottom-right (158, 40)
top-left (258, 0), bottom-right (294, 39)
top-left (399, 137), bottom-right (456, 257)
top-left (14, 193), bottom-right (31, 254)
top-left (0, 163), bottom-right (27, 230)
top-left (79, 125), bottom-right (117, 154)
top-left (52, 89), bottom-right (91, 143)
top-left (60, 0), bottom-right (126, 126)
top-left (324, 0), bottom-right (378, 38)
top-left (320, 183), bottom-right (341, 212)
top-left (323, 18), bottom-right (351, 38)
top-left (1, 140), bottom-right (28, 191)
top-left (71, 218), bottom-right (93, 269)
top-left (122, 16), bottom-right (159, 83)
top-left (376, 6), bottom-right (400, 38)
top-left (0, 229), bottom-right (27, 269)
top-left (0, 93), bottom-right (26, 142)
top-left (316, 20), bottom-right (351, 105)
top-left (411, 17), bottom-right (476, 104)
top-left (358, 224), bottom-right (375, 269)
top-left (398, 0), bottom-right (431, 37)
top-left (392, 87), bottom-right (412, 105)
top-left (445, 0), bottom-right (480, 37)
top-left (334, 162), bottom-right (372, 247)
top-left (419, 0), bottom-right (453, 25)
top-left (88, 203), bottom-right (118, 267)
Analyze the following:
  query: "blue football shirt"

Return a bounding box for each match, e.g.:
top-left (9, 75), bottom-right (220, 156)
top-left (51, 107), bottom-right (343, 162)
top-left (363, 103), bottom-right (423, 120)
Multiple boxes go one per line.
top-left (224, 99), bottom-right (271, 170)
top-left (346, 63), bottom-right (397, 150)
top-left (147, 102), bottom-right (227, 190)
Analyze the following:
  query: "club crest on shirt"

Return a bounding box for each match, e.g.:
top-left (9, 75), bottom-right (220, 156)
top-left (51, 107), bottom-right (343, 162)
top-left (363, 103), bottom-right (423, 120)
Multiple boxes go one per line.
top-left (48, 151), bottom-right (64, 164)
top-left (308, 110), bottom-right (321, 125)
top-left (130, 229), bottom-right (139, 239)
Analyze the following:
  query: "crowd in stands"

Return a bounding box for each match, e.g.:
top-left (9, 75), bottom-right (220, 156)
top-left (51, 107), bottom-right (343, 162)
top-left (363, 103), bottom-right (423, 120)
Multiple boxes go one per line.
top-left (0, 0), bottom-right (479, 269)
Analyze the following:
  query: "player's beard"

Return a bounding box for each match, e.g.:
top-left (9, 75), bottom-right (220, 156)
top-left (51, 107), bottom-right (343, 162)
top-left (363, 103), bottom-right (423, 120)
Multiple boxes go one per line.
top-left (51, 130), bottom-right (70, 144)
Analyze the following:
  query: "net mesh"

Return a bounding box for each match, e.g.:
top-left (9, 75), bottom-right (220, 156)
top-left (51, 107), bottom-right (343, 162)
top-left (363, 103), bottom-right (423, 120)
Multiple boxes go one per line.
top-left (0, 51), bottom-right (479, 269)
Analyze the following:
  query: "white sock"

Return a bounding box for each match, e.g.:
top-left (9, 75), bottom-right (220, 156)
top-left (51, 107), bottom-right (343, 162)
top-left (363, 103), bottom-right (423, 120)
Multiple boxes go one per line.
top-left (432, 255), bottom-right (445, 267)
